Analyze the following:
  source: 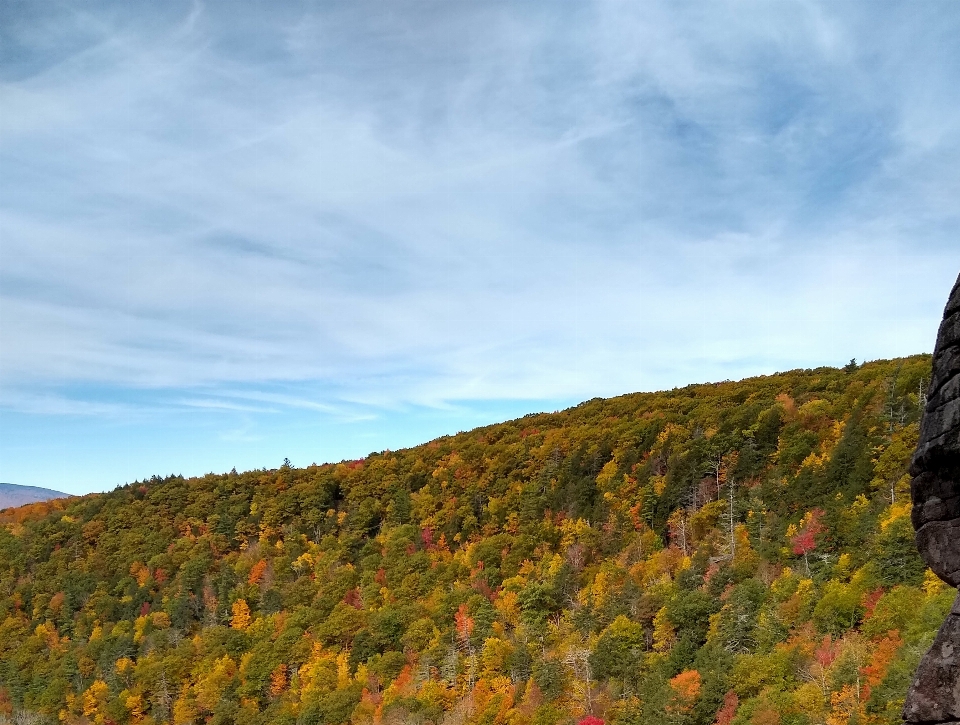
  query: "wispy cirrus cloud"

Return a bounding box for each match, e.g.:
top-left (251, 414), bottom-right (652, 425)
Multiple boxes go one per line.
top-left (2, 0), bottom-right (959, 491)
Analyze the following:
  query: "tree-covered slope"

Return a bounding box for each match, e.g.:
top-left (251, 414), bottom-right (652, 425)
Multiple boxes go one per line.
top-left (0, 356), bottom-right (949, 725)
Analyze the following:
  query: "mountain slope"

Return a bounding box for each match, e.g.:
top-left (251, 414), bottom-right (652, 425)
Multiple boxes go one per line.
top-left (0, 355), bottom-right (948, 725)
top-left (0, 482), bottom-right (68, 509)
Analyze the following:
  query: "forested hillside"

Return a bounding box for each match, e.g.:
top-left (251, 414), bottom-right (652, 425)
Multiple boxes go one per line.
top-left (0, 355), bottom-right (950, 725)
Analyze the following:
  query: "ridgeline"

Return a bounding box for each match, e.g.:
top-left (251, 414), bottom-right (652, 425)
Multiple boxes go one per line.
top-left (0, 483), bottom-right (68, 510)
top-left (0, 355), bottom-right (948, 725)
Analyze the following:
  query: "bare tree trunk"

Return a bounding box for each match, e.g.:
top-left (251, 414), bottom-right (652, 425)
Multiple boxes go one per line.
top-left (728, 478), bottom-right (736, 561)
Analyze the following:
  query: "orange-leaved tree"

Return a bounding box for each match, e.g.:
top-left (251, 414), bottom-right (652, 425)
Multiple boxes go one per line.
top-left (667, 669), bottom-right (702, 715)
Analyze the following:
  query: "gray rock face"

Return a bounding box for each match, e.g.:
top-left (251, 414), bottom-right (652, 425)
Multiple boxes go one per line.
top-left (905, 271), bottom-right (960, 724)
top-left (903, 593), bottom-right (960, 723)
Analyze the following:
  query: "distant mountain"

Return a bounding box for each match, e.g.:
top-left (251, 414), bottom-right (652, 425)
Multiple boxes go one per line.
top-left (0, 482), bottom-right (69, 509)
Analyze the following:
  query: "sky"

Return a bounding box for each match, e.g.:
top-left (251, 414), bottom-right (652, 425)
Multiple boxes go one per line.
top-left (1, 0), bottom-right (959, 495)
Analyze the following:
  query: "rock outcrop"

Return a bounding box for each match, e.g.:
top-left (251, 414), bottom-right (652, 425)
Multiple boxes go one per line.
top-left (904, 272), bottom-right (960, 724)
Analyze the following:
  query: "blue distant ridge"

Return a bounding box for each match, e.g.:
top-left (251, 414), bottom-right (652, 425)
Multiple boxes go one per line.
top-left (0, 483), bottom-right (69, 509)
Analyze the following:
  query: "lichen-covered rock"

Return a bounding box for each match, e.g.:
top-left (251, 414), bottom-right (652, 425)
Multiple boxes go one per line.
top-left (905, 271), bottom-right (960, 723)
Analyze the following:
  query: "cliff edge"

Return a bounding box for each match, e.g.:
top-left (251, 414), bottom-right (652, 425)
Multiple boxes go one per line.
top-left (905, 271), bottom-right (960, 724)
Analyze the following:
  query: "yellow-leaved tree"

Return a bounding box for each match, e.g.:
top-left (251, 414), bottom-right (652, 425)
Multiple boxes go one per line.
top-left (231, 598), bottom-right (251, 630)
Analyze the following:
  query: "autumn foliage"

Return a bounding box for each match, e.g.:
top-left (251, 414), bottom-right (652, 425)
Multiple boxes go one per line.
top-left (667, 669), bottom-right (702, 713)
top-left (0, 355), bottom-right (946, 725)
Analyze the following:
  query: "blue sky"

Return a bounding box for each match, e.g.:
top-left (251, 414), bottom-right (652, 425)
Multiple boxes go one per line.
top-left (1, 0), bottom-right (959, 494)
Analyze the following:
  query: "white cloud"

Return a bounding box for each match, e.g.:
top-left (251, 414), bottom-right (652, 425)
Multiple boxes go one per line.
top-left (1, 0), bottom-right (958, 419)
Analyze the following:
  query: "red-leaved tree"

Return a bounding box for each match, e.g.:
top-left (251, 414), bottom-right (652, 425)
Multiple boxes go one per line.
top-left (791, 508), bottom-right (825, 575)
top-left (714, 690), bottom-right (739, 725)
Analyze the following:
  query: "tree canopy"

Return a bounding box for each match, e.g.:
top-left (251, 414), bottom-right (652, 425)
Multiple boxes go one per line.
top-left (0, 355), bottom-right (944, 725)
